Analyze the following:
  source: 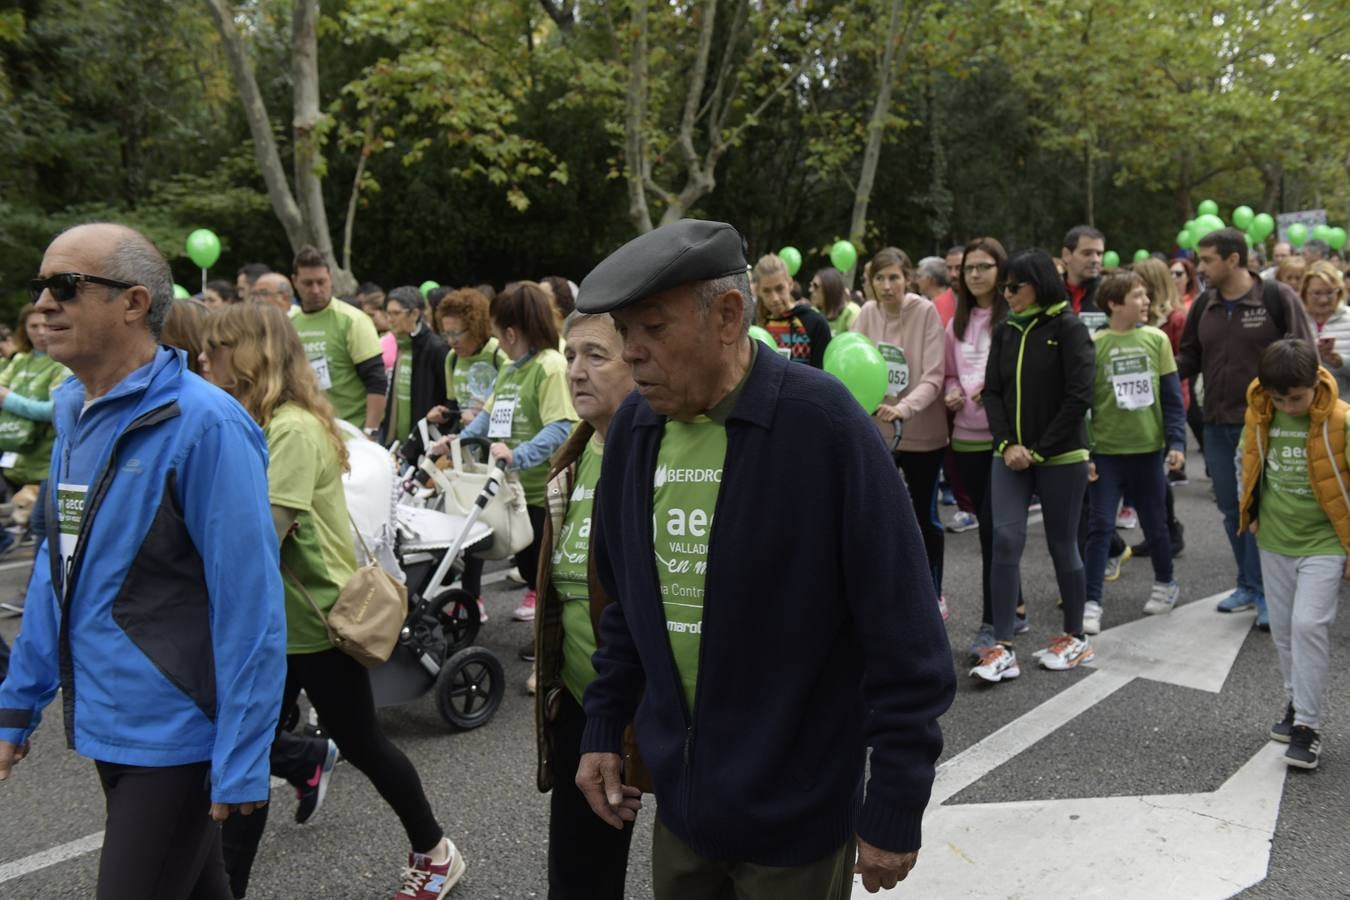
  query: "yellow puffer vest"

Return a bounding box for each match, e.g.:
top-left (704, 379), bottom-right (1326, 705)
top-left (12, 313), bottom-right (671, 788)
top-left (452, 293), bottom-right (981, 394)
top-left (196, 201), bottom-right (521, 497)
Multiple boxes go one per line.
top-left (1238, 367), bottom-right (1350, 553)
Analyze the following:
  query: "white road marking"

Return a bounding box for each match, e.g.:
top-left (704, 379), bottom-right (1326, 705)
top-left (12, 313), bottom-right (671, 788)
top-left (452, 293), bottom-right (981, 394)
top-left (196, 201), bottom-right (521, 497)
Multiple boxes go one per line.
top-left (860, 592), bottom-right (1284, 898)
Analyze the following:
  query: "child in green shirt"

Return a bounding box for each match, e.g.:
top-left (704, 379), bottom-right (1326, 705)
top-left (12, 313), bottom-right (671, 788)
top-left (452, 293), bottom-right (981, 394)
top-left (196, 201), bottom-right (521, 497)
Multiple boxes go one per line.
top-left (1239, 339), bottom-right (1350, 770)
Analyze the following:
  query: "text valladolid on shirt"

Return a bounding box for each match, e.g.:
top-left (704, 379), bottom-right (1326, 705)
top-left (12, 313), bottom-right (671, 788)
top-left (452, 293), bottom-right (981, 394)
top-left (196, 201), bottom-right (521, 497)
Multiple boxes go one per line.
top-left (552, 438), bottom-right (603, 703)
top-left (1257, 410), bottom-right (1347, 558)
top-left (267, 402), bottom-right (358, 654)
top-left (653, 416), bottom-right (728, 713)
top-left (289, 301), bottom-right (383, 427)
top-left (1091, 325), bottom-right (1176, 455)
top-left (483, 349), bottom-right (577, 506)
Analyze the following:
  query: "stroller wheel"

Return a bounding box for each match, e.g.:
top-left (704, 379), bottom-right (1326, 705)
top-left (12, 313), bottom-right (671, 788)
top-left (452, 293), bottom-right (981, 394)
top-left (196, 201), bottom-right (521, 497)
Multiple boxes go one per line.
top-left (435, 647), bottom-right (505, 731)
top-left (436, 588), bottom-right (482, 656)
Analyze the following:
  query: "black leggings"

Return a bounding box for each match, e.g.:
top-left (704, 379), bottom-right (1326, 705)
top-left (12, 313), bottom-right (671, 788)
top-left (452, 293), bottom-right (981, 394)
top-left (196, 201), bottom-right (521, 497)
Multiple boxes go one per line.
top-left (514, 504), bottom-right (549, 591)
top-left (894, 449), bottom-right (945, 594)
top-left (222, 649), bottom-right (443, 896)
top-left (548, 690), bottom-right (635, 899)
top-left (952, 450), bottom-right (1024, 626)
top-left (95, 761), bottom-right (232, 900)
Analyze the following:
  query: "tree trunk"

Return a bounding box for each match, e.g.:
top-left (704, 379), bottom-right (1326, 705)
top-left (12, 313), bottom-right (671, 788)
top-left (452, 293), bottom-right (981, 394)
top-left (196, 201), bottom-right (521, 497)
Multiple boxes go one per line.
top-left (623, 0), bottom-right (654, 234)
top-left (203, 0), bottom-right (308, 252)
top-left (1084, 134), bottom-right (1095, 226)
top-left (849, 0), bottom-right (908, 251)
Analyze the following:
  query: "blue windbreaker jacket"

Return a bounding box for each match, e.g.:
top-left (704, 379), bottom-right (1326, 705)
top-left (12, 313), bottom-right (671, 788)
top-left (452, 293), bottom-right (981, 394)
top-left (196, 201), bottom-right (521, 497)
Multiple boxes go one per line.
top-left (0, 347), bottom-right (286, 804)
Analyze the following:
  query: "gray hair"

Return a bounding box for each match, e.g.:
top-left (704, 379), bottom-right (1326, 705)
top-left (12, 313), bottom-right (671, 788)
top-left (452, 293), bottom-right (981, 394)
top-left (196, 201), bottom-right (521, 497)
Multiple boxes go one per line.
top-left (695, 270), bottom-right (755, 334)
top-left (561, 309), bottom-right (615, 340)
top-left (917, 256), bottom-right (948, 287)
top-left (94, 226), bottom-right (173, 339)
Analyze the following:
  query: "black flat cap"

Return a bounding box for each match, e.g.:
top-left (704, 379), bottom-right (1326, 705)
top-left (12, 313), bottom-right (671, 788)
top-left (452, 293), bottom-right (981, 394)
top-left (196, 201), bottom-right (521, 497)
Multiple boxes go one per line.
top-left (576, 219), bottom-right (747, 314)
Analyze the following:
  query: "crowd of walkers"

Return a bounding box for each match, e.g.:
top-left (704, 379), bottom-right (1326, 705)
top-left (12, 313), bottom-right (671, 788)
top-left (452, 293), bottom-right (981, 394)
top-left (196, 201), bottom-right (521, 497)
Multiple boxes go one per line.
top-left (0, 216), bottom-right (1346, 900)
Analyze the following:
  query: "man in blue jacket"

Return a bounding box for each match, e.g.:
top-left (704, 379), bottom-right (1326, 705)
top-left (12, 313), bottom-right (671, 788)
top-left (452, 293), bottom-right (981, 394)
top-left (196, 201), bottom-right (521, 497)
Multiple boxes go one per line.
top-left (0, 223), bottom-right (286, 899)
top-left (574, 220), bottom-right (956, 898)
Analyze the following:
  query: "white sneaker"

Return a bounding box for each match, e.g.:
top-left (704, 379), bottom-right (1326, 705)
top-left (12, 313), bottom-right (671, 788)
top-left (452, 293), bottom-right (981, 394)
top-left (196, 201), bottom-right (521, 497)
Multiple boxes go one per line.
top-left (1144, 581), bottom-right (1180, 615)
top-left (1082, 601), bottom-right (1103, 635)
top-left (1116, 506), bottom-right (1138, 529)
top-left (970, 645), bottom-right (1020, 682)
top-left (1037, 633), bottom-right (1094, 670)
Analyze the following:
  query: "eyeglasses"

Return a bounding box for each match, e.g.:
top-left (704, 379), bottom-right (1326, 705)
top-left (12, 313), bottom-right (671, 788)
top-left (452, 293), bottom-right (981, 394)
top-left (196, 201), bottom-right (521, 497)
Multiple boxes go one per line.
top-left (29, 272), bottom-right (139, 304)
top-left (1306, 290), bottom-right (1339, 302)
top-left (809, 281), bottom-right (821, 290)
top-left (963, 263), bottom-right (997, 274)
top-left (443, 329), bottom-right (467, 341)
top-left (1170, 269), bottom-right (1186, 278)
top-left (1003, 282), bottom-right (1028, 294)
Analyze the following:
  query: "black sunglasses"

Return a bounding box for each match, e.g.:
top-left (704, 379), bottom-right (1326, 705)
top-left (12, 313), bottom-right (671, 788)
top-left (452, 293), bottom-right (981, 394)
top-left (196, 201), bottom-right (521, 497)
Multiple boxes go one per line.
top-left (1003, 281), bottom-right (1028, 294)
top-left (29, 272), bottom-right (140, 304)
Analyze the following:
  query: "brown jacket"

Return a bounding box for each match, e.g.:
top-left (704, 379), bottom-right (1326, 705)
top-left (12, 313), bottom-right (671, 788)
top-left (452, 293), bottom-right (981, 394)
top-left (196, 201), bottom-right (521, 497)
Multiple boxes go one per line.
top-left (533, 422), bottom-right (650, 794)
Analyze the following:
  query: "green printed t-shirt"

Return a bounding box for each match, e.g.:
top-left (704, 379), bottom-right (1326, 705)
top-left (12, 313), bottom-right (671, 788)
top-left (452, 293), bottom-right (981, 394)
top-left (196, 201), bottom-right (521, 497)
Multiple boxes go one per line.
top-left (290, 301), bottom-right (383, 427)
top-left (1091, 325), bottom-right (1176, 455)
top-left (1256, 411), bottom-right (1347, 558)
top-left (0, 352), bottom-right (69, 484)
top-left (267, 402), bottom-right (358, 653)
top-left (654, 416), bottom-right (728, 714)
top-left (552, 438), bottom-right (603, 703)
top-left (393, 333), bottom-right (414, 440)
top-left (446, 337), bottom-right (503, 418)
top-left (483, 348), bottom-right (577, 506)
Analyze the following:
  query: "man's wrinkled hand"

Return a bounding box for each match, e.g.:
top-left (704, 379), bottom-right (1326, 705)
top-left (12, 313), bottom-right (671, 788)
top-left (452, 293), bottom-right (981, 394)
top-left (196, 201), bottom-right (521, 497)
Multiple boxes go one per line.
top-left (209, 800), bottom-right (268, 822)
top-left (0, 739), bottom-right (31, 782)
top-left (854, 837), bottom-right (917, 893)
top-left (576, 752), bottom-right (642, 829)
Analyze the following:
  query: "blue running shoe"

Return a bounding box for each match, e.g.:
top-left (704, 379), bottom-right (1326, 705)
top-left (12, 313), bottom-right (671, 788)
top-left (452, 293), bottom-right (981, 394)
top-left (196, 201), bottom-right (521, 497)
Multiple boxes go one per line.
top-left (1216, 589), bottom-right (1256, 613)
top-left (1254, 593), bottom-right (1269, 631)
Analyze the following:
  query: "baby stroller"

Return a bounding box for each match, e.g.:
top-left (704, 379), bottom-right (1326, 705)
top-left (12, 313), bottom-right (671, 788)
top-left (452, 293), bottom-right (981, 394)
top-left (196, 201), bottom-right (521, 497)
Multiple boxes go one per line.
top-left (339, 422), bottom-right (506, 732)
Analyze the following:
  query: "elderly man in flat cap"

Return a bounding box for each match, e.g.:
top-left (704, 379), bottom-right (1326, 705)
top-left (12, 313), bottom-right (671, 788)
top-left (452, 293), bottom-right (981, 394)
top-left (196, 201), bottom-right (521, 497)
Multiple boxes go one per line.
top-left (573, 219), bottom-right (956, 898)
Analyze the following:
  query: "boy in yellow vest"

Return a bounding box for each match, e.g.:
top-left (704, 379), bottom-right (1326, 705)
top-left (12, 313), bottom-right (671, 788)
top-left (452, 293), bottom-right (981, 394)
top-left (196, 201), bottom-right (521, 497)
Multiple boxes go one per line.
top-left (1239, 339), bottom-right (1350, 770)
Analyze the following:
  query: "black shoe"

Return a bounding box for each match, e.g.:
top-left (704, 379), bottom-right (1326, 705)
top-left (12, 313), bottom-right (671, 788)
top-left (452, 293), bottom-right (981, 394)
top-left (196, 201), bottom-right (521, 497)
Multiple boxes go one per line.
top-left (1170, 520), bottom-right (1185, 557)
top-left (295, 739), bottom-right (338, 824)
top-left (1132, 539), bottom-right (1152, 558)
top-left (1270, 703), bottom-right (1295, 743)
top-left (1167, 468), bottom-right (1189, 486)
top-left (1285, 725), bottom-right (1322, 770)
top-left (518, 641), bottom-right (536, 663)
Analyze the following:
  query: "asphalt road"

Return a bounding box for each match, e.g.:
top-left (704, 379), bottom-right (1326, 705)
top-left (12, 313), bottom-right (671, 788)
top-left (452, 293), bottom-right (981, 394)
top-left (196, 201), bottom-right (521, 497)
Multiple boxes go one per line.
top-left (1, 442), bottom-right (1347, 898)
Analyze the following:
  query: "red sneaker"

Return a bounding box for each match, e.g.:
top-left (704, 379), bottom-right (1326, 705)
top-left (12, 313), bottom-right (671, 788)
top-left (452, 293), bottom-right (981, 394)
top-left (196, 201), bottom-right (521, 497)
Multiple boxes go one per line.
top-left (396, 839), bottom-right (465, 899)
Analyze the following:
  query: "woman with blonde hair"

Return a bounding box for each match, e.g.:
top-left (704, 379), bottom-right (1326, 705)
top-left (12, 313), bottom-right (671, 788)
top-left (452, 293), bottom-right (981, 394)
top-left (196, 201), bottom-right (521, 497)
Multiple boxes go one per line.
top-left (1302, 261), bottom-right (1350, 397)
top-left (752, 253), bottom-right (832, 366)
top-left (1276, 255), bottom-right (1308, 292)
top-left (205, 304), bottom-right (465, 900)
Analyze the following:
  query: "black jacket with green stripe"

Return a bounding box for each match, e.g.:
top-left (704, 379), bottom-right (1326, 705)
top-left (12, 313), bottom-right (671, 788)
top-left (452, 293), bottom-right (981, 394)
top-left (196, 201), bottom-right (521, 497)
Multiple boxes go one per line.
top-left (983, 301), bottom-right (1095, 461)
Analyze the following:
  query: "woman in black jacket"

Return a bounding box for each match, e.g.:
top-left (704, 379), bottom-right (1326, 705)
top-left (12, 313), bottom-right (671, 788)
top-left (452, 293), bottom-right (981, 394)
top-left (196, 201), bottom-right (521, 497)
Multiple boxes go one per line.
top-left (383, 286), bottom-right (450, 456)
top-left (973, 249), bottom-right (1096, 684)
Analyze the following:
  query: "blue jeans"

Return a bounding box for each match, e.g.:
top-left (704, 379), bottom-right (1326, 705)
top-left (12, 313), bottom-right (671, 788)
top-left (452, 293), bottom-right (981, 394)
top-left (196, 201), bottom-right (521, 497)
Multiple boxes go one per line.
top-left (1086, 452), bottom-right (1173, 605)
top-left (1203, 424), bottom-right (1263, 595)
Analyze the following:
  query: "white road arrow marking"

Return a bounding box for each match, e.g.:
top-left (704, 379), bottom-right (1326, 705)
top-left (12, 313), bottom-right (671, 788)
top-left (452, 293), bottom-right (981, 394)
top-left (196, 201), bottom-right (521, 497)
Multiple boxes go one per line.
top-left (859, 594), bottom-right (1288, 899)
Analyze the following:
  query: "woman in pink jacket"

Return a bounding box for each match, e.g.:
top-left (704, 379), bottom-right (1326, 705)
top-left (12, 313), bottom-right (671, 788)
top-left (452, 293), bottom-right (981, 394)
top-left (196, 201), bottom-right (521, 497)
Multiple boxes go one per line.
top-left (852, 246), bottom-right (948, 595)
top-left (943, 237), bottom-right (1022, 658)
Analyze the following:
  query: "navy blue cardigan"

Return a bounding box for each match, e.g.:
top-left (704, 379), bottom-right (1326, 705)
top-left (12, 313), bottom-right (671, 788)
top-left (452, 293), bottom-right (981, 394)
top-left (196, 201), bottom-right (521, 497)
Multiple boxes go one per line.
top-left (580, 345), bottom-right (956, 865)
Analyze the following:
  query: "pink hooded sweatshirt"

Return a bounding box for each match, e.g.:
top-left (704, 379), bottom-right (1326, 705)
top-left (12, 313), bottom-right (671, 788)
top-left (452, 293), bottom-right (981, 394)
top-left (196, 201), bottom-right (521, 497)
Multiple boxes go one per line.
top-left (943, 305), bottom-right (995, 445)
top-left (851, 294), bottom-right (948, 452)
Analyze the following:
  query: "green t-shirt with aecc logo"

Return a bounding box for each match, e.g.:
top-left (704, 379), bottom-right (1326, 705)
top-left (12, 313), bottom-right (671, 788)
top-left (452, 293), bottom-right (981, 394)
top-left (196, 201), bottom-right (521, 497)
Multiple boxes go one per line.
top-left (393, 333), bottom-right (414, 440)
top-left (1090, 325), bottom-right (1176, 455)
top-left (483, 348), bottom-right (578, 506)
top-left (654, 415), bottom-right (728, 714)
top-left (552, 438), bottom-right (604, 703)
top-left (1255, 410), bottom-right (1348, 558)
top-left (267, 401), bottom-right (358, 654)
top-left (446, 337), bottom-right (503, 417)
top-left (289, 301), bottom-right (384, 427)
top-left (0, 351), bottom-right (69, 484)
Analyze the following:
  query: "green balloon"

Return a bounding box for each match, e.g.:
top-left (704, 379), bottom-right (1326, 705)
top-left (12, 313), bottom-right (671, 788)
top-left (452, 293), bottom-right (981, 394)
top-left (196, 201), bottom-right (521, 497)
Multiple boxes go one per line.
top-left (1102, 250), bottom-right (1120, 269)
top-left (829, 240), bottom-right (858, 273)
top-left (1313, 224), bottom-right (1333, 244)
top-left (1133, 249), bottom-right (1149, 263)
top-left (824, 338), bottom-right (888, 413)
top-left (822, 331), bottom-right (870, 371)
top-left (1287, 223), bottom-right (1308, 247)
top-left (1329, 227), bottom-right (1347, 251)
top-left (185, 229), bottom-right (221, 269)
top-left (748, 325), bottom-right (776, 349)
top-left (1197, 199), bottom-right (1218, 216)
top-left (778, 246), bottom-right (802, 277)
top-left (1232, 205), bottom-right (1254, 230)
top-left (1195, 214), bottom-right (1226, 238)
top-left (1253, 213), bottom-right (1275, 240)
top-left (173, 284), bottom-right (190, 299)
top-left (419, 280), bottom-right (440, 297)
top-left (1176, 229), bottom-right (1193, 250)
